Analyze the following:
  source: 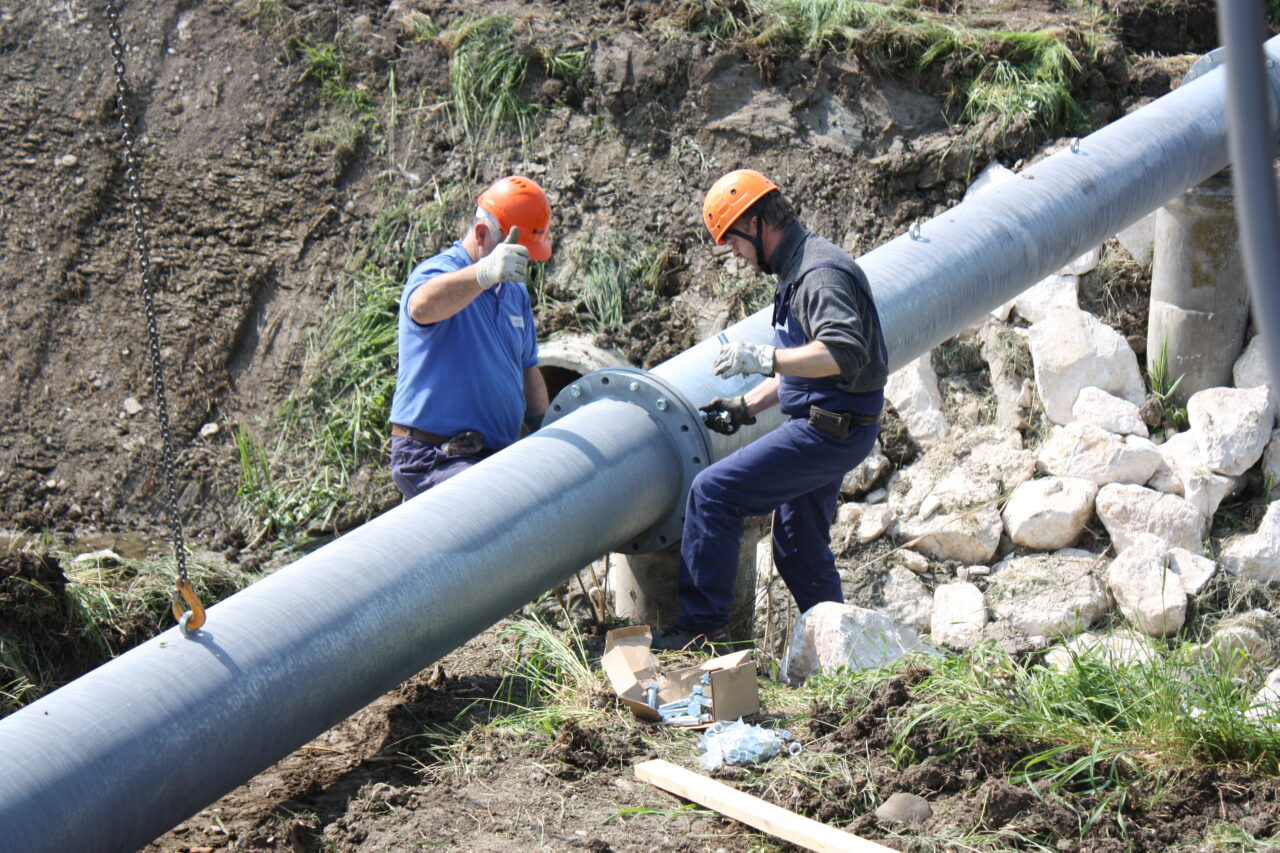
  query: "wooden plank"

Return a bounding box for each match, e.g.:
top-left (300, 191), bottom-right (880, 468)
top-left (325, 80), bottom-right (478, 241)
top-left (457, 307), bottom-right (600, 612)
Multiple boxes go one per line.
top-left (634, 759), bottom-right (898, 853)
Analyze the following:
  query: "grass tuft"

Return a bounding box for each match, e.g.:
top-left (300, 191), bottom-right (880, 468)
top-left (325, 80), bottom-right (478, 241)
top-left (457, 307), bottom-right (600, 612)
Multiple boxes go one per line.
top-left (572, 229), bottom-right (669, 331)
top-left (444, 16), bottom-right (534, 150)
top-left (298, 38), bottom-right (375, 117)
top-left (488, 615), bottom-right (616, 734)
top-left (235, 0), bottom-right (287, 29)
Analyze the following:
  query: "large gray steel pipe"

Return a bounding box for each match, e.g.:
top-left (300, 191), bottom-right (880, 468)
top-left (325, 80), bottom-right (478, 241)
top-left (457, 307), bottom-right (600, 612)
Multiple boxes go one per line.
top-left (3, 36), bottom-right (1280, 853)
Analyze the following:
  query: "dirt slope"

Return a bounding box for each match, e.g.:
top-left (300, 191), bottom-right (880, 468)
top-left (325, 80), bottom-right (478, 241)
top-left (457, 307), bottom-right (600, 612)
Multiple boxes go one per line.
top-left (0, 0), bottom-right (1165, 547)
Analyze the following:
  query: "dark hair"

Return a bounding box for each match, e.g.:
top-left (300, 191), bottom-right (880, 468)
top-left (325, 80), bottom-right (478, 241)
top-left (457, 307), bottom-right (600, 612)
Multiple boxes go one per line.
top-left (742, 189), bottom-right (795, 231)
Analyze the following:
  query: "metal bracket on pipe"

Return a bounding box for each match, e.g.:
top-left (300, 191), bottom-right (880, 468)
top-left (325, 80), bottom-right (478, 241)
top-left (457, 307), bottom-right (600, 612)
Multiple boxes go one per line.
top-left (544, 367), bottom-right (712, 553)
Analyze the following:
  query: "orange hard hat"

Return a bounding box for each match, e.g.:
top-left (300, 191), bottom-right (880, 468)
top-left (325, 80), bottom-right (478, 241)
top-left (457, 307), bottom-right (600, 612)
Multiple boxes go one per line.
top-left (702, 169), bottom-right (779, 243)
top-left (478, 176), bottom-right (553, 261)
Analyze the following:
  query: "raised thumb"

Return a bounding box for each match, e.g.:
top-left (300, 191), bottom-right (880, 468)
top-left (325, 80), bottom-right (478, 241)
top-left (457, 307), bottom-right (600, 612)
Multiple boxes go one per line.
top-left (504, 225), bottom-right (520, 245)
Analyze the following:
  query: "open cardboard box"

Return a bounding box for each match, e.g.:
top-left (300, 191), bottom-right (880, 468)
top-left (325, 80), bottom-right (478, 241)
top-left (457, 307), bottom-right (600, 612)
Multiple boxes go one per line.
top-left (602, 626), bottom-right (759, 725)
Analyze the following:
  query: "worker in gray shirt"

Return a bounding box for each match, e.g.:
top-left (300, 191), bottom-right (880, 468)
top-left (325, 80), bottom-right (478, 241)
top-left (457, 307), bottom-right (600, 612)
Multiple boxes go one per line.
top-left (654, 169), bottom-right (888, 652)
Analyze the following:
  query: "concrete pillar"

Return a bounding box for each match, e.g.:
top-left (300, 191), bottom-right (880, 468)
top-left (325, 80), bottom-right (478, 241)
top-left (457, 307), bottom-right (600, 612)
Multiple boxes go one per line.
top-left (1149, 174), bottom-right (1251, 405)
top-left (611, 516), bottom-right (768, 640)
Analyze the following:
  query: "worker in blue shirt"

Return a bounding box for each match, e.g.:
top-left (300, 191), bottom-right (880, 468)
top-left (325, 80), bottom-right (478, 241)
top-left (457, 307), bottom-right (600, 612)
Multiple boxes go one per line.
top-left (653, 170), bottom-right (889, 652)
top-left (388, 176), bottom-right (552, 499)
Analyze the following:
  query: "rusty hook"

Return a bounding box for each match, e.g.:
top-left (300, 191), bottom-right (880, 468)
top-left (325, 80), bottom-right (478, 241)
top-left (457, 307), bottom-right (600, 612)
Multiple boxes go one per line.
top-left (171, 578), bottom-right (206, 633)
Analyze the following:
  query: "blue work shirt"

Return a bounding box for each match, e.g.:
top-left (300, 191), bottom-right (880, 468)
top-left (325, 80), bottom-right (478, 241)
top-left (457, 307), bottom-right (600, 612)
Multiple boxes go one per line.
top-left (389, 242), bottom-right (538, 449)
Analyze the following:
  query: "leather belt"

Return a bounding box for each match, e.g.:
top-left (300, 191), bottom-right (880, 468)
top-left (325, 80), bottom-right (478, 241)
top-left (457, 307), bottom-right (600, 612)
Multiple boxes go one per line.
top-left (390, 423), bottom-right (450, 445)
top-left (808, 406), bottom-right (881, 439)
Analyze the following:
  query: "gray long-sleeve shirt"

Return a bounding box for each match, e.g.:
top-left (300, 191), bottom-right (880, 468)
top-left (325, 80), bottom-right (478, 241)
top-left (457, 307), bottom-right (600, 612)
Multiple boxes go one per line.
top-left (770, 221), bottom-right (889, 394)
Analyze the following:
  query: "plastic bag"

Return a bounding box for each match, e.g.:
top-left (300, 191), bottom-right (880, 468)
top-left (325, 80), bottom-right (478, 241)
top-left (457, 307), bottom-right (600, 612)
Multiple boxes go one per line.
top-left (698, 720), bottom-right (797, 770)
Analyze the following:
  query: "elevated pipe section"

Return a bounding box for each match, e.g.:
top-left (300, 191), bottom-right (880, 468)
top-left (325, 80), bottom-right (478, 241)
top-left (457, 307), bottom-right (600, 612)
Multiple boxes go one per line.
top-left (2, 35), bottom-right (1279, 853)
top-left (1220, 3), bottom-right (1280, 390)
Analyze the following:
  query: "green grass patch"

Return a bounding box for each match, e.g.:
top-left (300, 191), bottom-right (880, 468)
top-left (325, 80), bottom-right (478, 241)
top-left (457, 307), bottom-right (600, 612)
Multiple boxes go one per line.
top-left (954, 31), bottom-right (1086, 131)
top-left (235, 184), bottom-right (469, 544)
top-left (235, 0), bottom-right (287, 30)
top-left (896, 643), bottom-right (1280, 788)
top-left (713, 271), bottom-right (774, 322)
top-left (444, 16), bottom-right (534, 149)
top-left (572, 228), bottom-right (669, 330)
top-left (298, 37), bottom-right (375, 117)
top-left (1, 546), bottom-right (255, 716)
top-left (441, 15), bottom-right (588, 155)
top-left (487, 615), bottom-right (619, 735)
top-left (671, 0), bottom-right (1099, 134)
top-left (1148, 334), bottom-right (1188, 433)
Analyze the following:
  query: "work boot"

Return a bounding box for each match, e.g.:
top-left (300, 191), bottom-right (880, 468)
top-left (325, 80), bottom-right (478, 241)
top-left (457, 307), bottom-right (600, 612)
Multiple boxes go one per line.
top-left (651, 625), bottom-right (729, 653)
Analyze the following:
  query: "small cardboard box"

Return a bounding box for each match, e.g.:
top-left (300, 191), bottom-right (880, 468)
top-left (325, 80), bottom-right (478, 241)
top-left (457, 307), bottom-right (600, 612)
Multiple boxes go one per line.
top-left (602, 626), bottom-right (759, 724)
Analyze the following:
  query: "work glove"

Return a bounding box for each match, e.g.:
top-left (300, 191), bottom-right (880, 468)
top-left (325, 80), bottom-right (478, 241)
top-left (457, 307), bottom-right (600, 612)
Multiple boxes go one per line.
top-left (713, 341), bottom-right (776, 378)
top-left (699, 396), bottom-right (755, 436)
top-left (474, 226), bottom-right (528, 288)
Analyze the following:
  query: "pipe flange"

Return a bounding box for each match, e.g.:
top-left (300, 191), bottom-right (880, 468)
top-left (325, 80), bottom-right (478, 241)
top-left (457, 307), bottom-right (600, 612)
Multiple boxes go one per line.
top-left (1183, 47), bottom-right (1224, 86)
top-left (544, 367), bottom-right (712, 553)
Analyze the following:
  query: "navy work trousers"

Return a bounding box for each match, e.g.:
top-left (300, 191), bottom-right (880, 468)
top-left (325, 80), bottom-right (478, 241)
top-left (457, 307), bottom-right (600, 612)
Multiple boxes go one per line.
top-left (389, 435), bottom-right (485, 500)
top-left (676, 415), bottom-right (879, 633)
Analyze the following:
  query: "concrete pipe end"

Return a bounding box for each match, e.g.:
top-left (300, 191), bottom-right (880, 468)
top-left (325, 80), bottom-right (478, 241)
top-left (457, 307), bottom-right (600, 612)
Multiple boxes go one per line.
top-left (537, 334), bottom-right (630, 402)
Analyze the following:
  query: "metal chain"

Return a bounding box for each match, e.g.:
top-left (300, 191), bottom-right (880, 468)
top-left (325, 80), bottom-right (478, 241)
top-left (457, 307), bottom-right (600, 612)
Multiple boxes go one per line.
top-left (104, 0), bottom-right (190, 588)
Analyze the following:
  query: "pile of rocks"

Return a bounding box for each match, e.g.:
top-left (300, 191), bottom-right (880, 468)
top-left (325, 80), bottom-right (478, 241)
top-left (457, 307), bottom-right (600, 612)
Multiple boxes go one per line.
top-left (781, 174), bottom-right (1280, 698)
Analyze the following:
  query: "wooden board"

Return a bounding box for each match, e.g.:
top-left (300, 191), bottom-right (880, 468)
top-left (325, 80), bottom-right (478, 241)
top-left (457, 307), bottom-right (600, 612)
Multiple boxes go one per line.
top-left (634, 759), bottom-right (898, 853)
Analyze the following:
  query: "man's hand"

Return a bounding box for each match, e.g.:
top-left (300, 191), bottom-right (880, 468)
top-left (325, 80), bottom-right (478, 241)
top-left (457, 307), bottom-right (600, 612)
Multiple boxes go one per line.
top-left (475, 226), bottom-right (529, 288)
top-left (699, 396), bottom-right (755, 435)
top-left (713, 341), bottom-right (776, 378)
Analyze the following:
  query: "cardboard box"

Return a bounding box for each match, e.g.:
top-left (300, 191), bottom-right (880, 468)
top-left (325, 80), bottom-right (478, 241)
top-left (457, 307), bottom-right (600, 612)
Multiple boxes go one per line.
top-left (602, 626), bottom-right (759, 725)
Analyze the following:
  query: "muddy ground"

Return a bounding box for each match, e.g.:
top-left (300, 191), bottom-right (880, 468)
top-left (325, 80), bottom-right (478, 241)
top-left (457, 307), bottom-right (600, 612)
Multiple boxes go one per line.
top-left (2, 0), bottom-right (1272, 850)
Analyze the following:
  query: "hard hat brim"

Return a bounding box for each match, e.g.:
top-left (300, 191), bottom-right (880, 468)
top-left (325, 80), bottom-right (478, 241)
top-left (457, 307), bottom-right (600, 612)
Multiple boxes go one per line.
top-left (526, 234), bottom-right (552, 262)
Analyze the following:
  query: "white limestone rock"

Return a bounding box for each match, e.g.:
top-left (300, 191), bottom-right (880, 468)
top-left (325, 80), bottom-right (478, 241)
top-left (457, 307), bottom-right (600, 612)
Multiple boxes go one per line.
top-left (1168, 547), bottom-right (1217, 595)
top-left (891, 427), bottom-right (1036, 563)
top-left (856, 504), bottom-right (894, 544)
top-left (781, 602), bottom-right (926, 685)
top-left (1188, 386), bottom-right (1274, 477)
top-left (1263, 428), bottom-right (1280, 488)
top-left (1233, 334), bottom-right (1278, 416)
top-left (900, 550), bottom-right (930, 574)
top-left (978, 322), bottom-right (1033, 430)
top-left (886, 356), bottom-right (950, 449)
top-left (880, 565), bottom-right (933, 634)
top-left (964, 161), bottom-right (1018, 200)
top-left (1012, 273), bottom-right (1079, 324)
top-left (1221, 501), bottom-right (1280, 583)
top-left (1029, 306), bottom-right (1146, 425)
top-left (837, 504), bottom-right (864, 529)
top-left (1247, 668), bottom-right (1280, 721)
top-left (987, 553), bottom-right (1110, 641)
top-left (900, 506), bottom-right (1005, 565)
top-left (1037, 421), bottom-right (1162, 486)
top-left (841, 442), bottom-right (891, 498)
top-left (931, 582), bottom-right (987, 649)
top-left (1043, 629), bottom-right (1157, 671)
top-left (1116, 213), bottom-right (1156, 266)
top-left (1149, 428), bottom-right (1242, 518)
top-left (1106, 535), bottom-right (1187, 637)
top-left (1203, 609), bottom-right (1280, 666)
top-left (1095, 483), bottom-right (1206, 554)
top-left (1058, 246), bottom-right (1101, 276)
top-left (1001, 476), bottom-right (1098, 551)
top-left (1072, 386), bottom-right (1148, 437)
